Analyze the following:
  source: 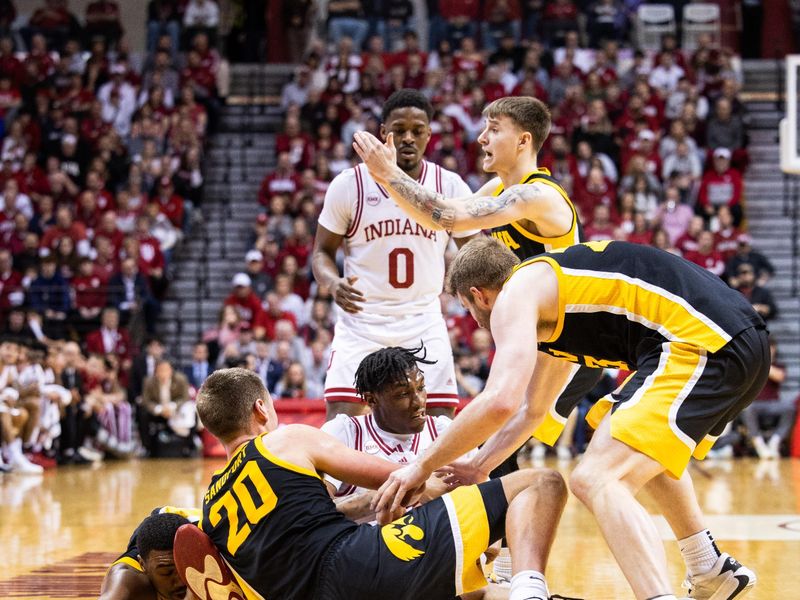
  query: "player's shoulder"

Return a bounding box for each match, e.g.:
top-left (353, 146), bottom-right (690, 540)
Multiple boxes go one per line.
top-left (430, 414), bottom-right (454, 433)
top-left (430, 161), bottom-right (469, 186)
top-left (321, 413), bottom-right (359, 435)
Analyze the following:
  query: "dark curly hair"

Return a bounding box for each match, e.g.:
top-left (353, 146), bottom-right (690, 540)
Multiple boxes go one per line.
top-left (354, 344), bottom-right (436, 398)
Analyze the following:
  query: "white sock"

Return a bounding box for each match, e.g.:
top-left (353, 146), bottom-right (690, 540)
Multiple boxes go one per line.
top-left (493, 546), bottom-right (512, 579)
top-left (678, 529), bottom-right (720, 576)
top-left (509, 570), bottom-right (548, 600)
top-left (646, 596), bottom-right (677, 600)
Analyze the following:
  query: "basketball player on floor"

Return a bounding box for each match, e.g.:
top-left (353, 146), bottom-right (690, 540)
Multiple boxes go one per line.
top-left (100, 508), bottom-right (199, 600)
top-left (322, 345), bottom-right (471, 521)
top-left (354, 105), bottom-right (760, 599)
top-left (178, 368), bottom-right (570, 600)
top-left (312, 88), bottom-right (478, 421)
top-left (322, 345), bottom-right (509, 600)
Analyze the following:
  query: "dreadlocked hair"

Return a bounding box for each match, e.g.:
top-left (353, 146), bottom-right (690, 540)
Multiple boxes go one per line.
top-left (354, 344), bottom-right (437, 397)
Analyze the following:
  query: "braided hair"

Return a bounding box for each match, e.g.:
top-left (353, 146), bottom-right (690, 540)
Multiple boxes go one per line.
top-left (354, 344), bottom-right (437, 398)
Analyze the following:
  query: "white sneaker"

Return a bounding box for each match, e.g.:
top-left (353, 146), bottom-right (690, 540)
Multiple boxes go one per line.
top-left (682, 553), bottom-right (756, 599)
top-left (10, 454), bottom-right (44, 474)
top-left (767, 435), bottom-right (781, 459)
top-left (78, 445), bottom-right (103, 462)
top-left (752, 436), bottom-right (770, 460)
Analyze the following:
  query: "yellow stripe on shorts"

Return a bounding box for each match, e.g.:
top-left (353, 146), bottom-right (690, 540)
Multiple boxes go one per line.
top-left (608, 342), bottom-right (707, 478)
top-left (442, 484), bottom-right (490, 596)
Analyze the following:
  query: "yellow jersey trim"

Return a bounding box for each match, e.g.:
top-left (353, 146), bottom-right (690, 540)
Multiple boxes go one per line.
top-left (212, 441), bottom-right (249, 477)
top-left (449, 485), bottom-right (490, 594)
top-left (112, 556), bottom-right (143, 572)
top-left (509, 256), bottom-right (566, 344)
top-left (493, 169), bottom-right (579, 249)
top-left (254, 434), bottom-right (321, 480)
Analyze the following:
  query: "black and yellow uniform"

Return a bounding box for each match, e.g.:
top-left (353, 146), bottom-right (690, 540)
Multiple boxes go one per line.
top-left (489, 168), bottom-right (600, 452)
top-left (111, 506), bottom-right (201, 571)
top-left (515, 240), bottom-right (769, 477)
top-left (200, 434), bottom-right (509, 600)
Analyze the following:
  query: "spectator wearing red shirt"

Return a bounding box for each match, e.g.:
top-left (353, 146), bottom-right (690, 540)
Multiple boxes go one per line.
top-left (1, 212), bottom-right (29, 256)
top-left (713, 205), bottom-right (741, 261)
top-left (42, 205), bottom-right (88, 253)
top-left (94, 210), bottom-right (125, 255)
top-left (576, 167), bottom-right (618, 222)
top-left (223, 273), bottom-right (264, 331)
top-left (85, 307), bottom-right (132, 372)
top-left (684, 230), bottom-right (725, 276)
top-left (584, 204), bottom-right (616, 241)
top-left (15, 152), bottom-right (49, 202)
top-left (91, 235), bottom-right (119, 284)
top-left (275, 116), bottom-right (314, 170)
top-left (70, 256), bottom-right (107, 336)
top-left (439, 0), bottom-right (481, 45)
top-left (152, 176), bottom-right (184, 228)
top-left (0, 247), bottom-right (22, 317)
top-left (697, 147), bottom-right (743, 225)
top-left (541, 0), bottom-right (579, 46)
top-left (75, 190), bottom-right (103, 232)
top-left (0, 37), bottom-right (22, 84)
top-left (675, 215), bottom-right (705, 255)
top-left (125, 230), bottom-right (165, 301)
top-left (627, 212), bottom-right (653, 245)
top-left (255, 291), bottom-right (299, 341)
top-left (258, 151), bottom-right (301, 207)
top-left (22, 34), bottom-right (56, 88)
top-left (180, 49), bottom-right (216, 100)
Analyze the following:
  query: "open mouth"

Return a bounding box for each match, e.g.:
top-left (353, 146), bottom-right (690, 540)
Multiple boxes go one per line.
top-left (400, 148), bottom-right (417, 157)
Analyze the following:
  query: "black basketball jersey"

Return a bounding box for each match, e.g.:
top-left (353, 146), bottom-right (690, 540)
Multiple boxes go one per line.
top-left (515, 241), bottom-right (765, 370)
top-left (489, 168), bottom-right (584, 260)
top-left (200, 434), bottom-right (358, 600)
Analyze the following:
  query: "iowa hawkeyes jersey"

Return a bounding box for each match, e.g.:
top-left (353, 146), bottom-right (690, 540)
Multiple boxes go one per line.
top-left (489, 168), bottom-right (584, 259)
top-left (200, 434), bottom-right (358, 600)
top-left (517, 241), bottom-right (765, 370)
top-left (112, 506), bottom-right (201, 571)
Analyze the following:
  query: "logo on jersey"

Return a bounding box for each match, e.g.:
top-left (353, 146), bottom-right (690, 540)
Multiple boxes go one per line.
top-left (491, 229), bottom-right (521, 250)
top-left (364, 218), bottom-right (438, 242)
top-left (381, 515), bottom-right (426, 561)
top-left (366, 193), bottom-right (381, 206)
top-left (364, 442), bottom-right (380, 455)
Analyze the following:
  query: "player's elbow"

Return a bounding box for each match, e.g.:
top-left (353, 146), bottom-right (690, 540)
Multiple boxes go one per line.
top-left (483, 392), bottom-right (519, 424)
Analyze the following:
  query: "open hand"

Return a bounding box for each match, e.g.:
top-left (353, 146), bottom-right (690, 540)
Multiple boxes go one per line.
top-left (436, 458), bottom-right (489, 487)
top-left (352, 131), bottom-right (398, 184)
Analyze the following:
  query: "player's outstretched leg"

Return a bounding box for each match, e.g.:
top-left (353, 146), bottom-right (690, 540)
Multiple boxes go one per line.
top-left (499, 468), bottom-right (569, 600)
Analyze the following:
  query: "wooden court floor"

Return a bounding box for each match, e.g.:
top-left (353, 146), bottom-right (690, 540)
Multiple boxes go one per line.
top-left (1, 456), bottom-right (799, 599)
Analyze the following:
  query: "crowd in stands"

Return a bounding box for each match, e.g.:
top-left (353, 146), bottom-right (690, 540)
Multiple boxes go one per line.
top-left (0, 0), bottom-right (220, 471)
top-left (211, 0), bottom-right (790, 457)
top-left (0, 1), bottom-right (792, 471)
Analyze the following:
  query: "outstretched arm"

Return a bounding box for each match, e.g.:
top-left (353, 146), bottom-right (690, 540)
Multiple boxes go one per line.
top-left (353, 131), bottom-right (556, 232)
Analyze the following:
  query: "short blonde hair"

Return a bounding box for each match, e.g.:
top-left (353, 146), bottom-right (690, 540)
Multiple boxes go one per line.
top-left (446, 238), bottom-right (520, 299)
top-left (483, 96), bottom-right (552, 153)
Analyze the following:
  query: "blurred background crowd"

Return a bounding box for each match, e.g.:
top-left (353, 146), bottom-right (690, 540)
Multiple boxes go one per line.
top-left (0, 0), bottom-right (796, 473)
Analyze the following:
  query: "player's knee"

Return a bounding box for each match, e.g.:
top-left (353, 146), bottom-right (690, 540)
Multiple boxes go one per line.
top-left (512, 467), bottom-right (567, 503)
top-left (568, 461), bottom-right (606, 505)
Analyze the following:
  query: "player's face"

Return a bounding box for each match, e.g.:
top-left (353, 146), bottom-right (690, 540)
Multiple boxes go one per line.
top-left (142, 550), bottom-right (187, 600)
top-left (371, 366), bottom-right (427, 434)
top-left (458, 291), bottom-right (492, 330)
top-left (381, 107), bottom-right (431, 173)
top-left (477, 115), bottom-right (524, 174)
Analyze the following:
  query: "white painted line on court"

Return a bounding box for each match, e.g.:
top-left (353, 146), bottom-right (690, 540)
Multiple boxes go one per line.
top-left (653, 515), bottom-right (800, 541)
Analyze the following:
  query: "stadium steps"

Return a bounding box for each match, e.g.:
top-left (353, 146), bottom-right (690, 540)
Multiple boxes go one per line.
top-left (742, 59), bottom-right (800, 400)
top-left (159, 65), bottom-right (293, 363)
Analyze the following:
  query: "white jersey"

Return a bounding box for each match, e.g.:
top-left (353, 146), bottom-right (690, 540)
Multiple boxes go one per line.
top-left (321, 413), bottom-right (475, 496)
top-left (318, 161), bottom-right (475, 316)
